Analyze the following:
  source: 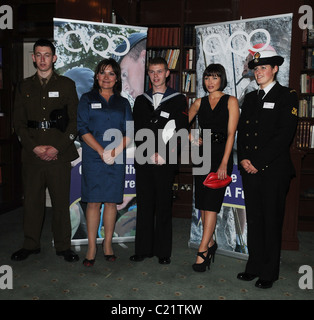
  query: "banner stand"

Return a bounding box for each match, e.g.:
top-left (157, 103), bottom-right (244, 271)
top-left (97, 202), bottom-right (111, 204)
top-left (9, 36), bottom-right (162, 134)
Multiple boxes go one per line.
top-left (190, 13), bottom-right (293, 260)
top-left (53, 18), bottom-right (147, 247)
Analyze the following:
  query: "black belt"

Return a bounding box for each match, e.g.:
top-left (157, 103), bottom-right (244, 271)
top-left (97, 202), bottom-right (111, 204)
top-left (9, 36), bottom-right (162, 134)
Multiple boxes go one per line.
top-left (200, 130), bottom-right (226, 144)
top-left (27, 120), bottom-right (57, 129)
top-left (211, 132), bottom-right (226, 144)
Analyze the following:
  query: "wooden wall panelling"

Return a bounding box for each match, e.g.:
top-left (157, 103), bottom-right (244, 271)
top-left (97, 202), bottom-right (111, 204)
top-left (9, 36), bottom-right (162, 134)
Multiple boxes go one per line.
top-left (112, 0), bottom-right (138, 25)
top-left (56, 0), bottom-right (111, 23)
top-left (138, 0), bottom-right (184, 25)
top-left (185, 0), bottom-right (239, 23)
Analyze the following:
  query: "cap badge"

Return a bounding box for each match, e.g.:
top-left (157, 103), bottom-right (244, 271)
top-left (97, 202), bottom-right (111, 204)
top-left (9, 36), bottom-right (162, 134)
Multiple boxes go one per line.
top-left (254, 52), bottom-right (260, 63)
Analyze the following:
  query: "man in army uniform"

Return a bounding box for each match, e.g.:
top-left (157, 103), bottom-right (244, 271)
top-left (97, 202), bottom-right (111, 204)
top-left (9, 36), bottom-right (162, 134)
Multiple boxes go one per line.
top-left (237, 49), bottom-right (298, 288)
top-left (12, 39), bottom-right (79, 262)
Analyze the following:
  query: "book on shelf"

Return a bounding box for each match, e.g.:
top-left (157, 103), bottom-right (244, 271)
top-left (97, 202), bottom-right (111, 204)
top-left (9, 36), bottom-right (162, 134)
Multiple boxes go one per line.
top-left (299, 96), bottom-right (314, 118)
top-left (303, 47), bottom-right (314, 69)
top-left (308, 28), bottom-right (314, 46)
top-left (168, 49), bottom-right (180, 70)
top-left (185, 96), bottom-right (196, 108)
top-left (302, 28), bottom-right (314, 46)
top-left (183, 48), bottom-right (195, 70)
top-left (295, 120), bottom-right (314, 149)
top-left (182, 71), bottom-right (196, 93)
top-left (183, 25), bottom-right (196, 47)
top-left (146, 48), bottom-right (180, 70)
top-left (300, 73), bottom-right (314, 93)
top-left (147, 27), bottom-right (181, 47)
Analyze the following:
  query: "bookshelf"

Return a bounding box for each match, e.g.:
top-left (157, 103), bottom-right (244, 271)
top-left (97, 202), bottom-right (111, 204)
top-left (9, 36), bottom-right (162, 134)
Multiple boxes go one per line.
top-left (145, 26), bottom-right (181, 92)
top-left (182, 24), bottom-right (196, 108)
top-left (297, 28), bottom-right (314, 149)
top-left (293, 27), bottom-right (314, 231)
top-left (145, 25), bottom-right (197, 100)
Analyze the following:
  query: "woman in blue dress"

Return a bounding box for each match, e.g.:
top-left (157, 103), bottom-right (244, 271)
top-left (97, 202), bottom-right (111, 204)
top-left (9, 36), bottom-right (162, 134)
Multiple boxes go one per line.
top-left (77, 58), bottom-right (133, 266)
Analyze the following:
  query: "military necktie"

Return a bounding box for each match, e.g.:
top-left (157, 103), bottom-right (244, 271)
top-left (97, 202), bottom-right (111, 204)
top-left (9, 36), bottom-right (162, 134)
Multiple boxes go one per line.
top-left (257, 89), bottom-right (265, 101)
top-left (257, 89), bottom-right (265, 107)
top-left (42, 78), bottom-right (47, 88)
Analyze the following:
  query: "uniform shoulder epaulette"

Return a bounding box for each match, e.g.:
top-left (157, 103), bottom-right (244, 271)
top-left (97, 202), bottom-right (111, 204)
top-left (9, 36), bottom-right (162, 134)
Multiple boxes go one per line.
top-left (290, 89), bottom-right (297, 94)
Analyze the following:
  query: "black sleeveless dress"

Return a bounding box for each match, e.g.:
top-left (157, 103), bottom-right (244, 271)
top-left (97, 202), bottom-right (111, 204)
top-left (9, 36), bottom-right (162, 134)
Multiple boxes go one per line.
top-left (194, 94), bottom-right (233, 212)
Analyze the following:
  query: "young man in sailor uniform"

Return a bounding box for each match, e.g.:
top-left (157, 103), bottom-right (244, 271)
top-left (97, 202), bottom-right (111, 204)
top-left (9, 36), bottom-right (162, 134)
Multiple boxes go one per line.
top-left (130, 57), bottom-right (188, 264)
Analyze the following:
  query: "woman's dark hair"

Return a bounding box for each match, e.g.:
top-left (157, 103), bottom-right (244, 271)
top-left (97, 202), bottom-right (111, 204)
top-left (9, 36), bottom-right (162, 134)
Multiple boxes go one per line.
top-left (202, 63), bottom-right (227, 92)
top-left (93, 58), bottom-right (122, 94)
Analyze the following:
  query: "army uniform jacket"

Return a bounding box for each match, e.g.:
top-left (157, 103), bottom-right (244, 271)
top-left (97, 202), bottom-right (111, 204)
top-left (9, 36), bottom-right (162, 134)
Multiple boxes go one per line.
top-left (14, 72), bottom-right (79, 164)
top-left (133, 87), bottom-right (189, 167)
top-left (237, 82), bottom-right (298, 176)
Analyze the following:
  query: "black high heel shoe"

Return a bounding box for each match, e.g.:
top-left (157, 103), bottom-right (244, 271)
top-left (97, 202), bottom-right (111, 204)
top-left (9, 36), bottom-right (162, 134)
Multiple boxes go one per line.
top-left (102, 239), bottom-right (117, 262)
top-left (83, 246), bottom-right (97, 267)
top-left (83, 257), bottom-right (96, 267)
top-left (208, 241), bottom-right (218, 263)
top-left (192, 250), bottom-right (211, 272)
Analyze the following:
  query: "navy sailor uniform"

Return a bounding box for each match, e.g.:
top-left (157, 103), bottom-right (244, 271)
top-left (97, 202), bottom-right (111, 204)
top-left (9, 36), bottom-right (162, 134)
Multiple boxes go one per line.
top-left (237, 81), bottom-right (298, 281)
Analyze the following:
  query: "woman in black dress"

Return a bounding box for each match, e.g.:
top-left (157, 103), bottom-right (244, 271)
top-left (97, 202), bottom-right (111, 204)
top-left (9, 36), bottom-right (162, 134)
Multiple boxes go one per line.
top-left (189, 64), bottom-right (239, 272)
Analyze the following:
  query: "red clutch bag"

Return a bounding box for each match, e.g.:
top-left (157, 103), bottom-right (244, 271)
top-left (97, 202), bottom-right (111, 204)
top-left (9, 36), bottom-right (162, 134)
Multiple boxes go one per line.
top-left (203, 172), bottom-right (232, 189)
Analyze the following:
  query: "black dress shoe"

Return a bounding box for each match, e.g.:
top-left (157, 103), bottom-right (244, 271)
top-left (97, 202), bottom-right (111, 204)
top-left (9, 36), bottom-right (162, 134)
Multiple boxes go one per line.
top-left (129, 254), bottom-right (153, 262)
top-left (237, 272), bottom-right (258, 281)
top-left (11, 248), bottom-right (40, 261)
top-left (158, 257), bottom-right (171, 264)
top-left (255, 279), bottom-right (273, 289)
top-left (56, 249), bottom-right (79, 262)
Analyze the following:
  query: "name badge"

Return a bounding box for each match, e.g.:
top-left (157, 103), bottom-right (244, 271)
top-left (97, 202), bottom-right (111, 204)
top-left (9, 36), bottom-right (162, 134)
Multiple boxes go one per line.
top-left (160, 111), bottom-right (170, 119)
top-left (48, 91), bottom-right (59, 98)
top-left (263, 102), bottom-right (275, 109)
top-left (91, 103), bottom-right (102, 109)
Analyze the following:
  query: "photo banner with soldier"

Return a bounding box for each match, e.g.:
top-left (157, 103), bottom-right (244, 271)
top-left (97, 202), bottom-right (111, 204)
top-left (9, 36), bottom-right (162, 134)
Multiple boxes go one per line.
top-left (53, 18), bottom-right (147, 245)
top-left (189, 13), bottom-right (293, 259)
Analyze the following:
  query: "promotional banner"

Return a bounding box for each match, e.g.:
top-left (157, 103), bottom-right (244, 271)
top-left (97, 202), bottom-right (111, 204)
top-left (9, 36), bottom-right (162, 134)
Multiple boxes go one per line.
top-left (53, 18), bottom-right (147, 245)
top-left (189, 14), bottom-right (293, 258)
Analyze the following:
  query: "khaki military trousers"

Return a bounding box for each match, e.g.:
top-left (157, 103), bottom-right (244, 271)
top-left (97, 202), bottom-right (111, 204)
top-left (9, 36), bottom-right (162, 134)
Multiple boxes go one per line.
top-left (22, 162), bottom-right (72, 252)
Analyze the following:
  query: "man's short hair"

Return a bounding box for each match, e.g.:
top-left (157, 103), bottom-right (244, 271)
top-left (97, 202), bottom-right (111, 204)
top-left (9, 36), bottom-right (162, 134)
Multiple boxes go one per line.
top-left (33, 39), bottom-right (56, 56)
top-left (148, 57), bottom-right (169, 70)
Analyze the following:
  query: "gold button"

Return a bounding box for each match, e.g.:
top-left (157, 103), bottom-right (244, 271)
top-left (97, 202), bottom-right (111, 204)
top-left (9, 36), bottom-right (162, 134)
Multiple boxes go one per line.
top-left (245, 146), bottom-right (249, 149)
top-left (254, 146), bottom-right (258, 149)
top-left (246, 120), bottom-right (250, 124)
top-left (255, 133), bottom-right (258, 136)
top-left (246, 133), bottom-right (249, 137)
